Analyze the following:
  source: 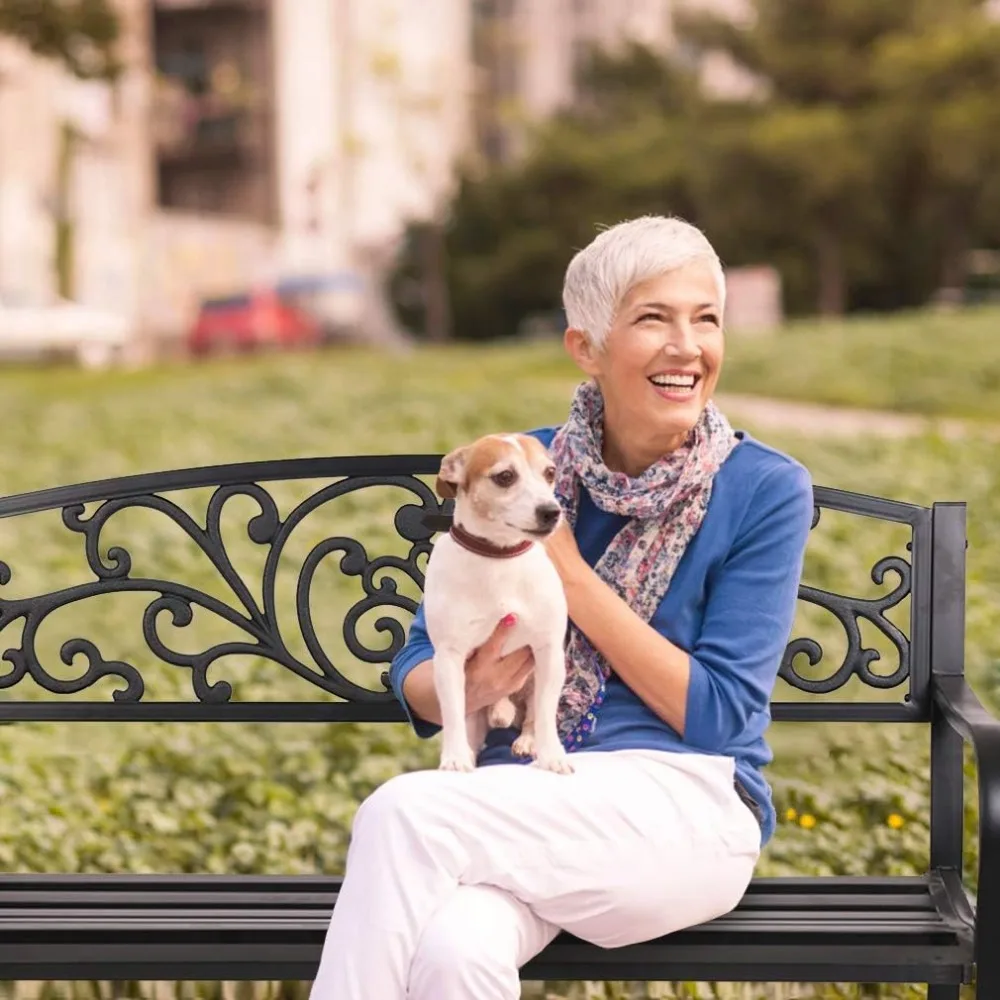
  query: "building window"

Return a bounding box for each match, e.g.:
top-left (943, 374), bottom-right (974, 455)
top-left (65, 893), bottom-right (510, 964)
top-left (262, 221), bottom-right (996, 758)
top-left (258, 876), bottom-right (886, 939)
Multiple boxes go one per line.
top-left (151, 0), bottom-right (275, 223)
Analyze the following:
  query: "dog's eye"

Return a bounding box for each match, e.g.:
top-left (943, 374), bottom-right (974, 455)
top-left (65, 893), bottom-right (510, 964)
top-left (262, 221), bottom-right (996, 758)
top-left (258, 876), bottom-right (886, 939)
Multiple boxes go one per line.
top-left (543, 466), bottom-right (556, 484)
top-left (491, 469), bottom-right (517, 488)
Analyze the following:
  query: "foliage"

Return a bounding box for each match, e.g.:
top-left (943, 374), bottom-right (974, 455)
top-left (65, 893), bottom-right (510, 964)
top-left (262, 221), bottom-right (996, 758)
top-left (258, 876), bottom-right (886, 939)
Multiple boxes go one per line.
top-left (397, 1), bottom-right (1000, 338)
top-left (676, 0), bottom-right (1000, 310)
top-left (0, 340), bottom-right (996, 997)
top-left (0, 0), bottom-right (120, 79)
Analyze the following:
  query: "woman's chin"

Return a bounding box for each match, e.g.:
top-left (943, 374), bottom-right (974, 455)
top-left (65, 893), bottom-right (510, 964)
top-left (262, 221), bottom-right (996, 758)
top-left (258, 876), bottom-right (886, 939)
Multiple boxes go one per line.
top-left (649, 402), bottom-right (703, 439)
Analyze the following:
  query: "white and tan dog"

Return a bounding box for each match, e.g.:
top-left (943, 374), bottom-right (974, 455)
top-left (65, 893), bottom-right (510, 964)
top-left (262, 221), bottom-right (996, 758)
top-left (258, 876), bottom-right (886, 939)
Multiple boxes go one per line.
top-left (424, 433), bottom-right (573, 775)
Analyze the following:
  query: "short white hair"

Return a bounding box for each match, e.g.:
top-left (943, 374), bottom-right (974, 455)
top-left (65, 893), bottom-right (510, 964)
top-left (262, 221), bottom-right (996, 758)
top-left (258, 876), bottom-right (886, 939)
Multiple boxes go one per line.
top-left (562, 215), bottom-right (726, 349)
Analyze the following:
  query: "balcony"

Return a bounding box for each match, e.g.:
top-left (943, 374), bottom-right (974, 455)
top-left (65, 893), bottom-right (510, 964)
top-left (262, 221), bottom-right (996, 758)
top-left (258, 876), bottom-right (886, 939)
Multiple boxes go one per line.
top-left (151, 0), bottom-right (274, 220)
top-left (152, 84), bottom-right (269, 168)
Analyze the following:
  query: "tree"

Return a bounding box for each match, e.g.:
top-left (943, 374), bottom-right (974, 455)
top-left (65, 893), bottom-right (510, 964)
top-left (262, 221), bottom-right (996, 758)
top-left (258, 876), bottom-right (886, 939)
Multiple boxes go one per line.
top-left (674, 0), bottom-right (1000, 311)
top-left (672, 1), bottom-right (919, 314)
top-left (391, 44), bottom-right (703, 342)
top-left (0, 0), bottom-right (120, 80)
top-left (871, 9), bottom-right (1000, 289)
top-left (439, 108), bottom-right (697, 342)
top-left (0, 0), bottom-right (120, 298)
top-left (392, 2), bottom-right (1000, 334)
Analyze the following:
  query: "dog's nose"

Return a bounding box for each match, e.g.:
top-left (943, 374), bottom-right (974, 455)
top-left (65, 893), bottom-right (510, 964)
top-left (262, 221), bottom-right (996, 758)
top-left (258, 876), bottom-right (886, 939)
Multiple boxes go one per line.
top-left (535, 503), bottom-right (561, 529)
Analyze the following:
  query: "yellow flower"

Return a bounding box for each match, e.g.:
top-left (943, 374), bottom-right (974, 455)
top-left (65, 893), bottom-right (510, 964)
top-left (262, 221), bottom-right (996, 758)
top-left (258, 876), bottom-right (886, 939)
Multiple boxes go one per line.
top-left (785, 807), bottom-right (798, 822)
top-left (799, 813), bottom-right (817, 829)
top-left (887, 813), bottom-right (905, 830)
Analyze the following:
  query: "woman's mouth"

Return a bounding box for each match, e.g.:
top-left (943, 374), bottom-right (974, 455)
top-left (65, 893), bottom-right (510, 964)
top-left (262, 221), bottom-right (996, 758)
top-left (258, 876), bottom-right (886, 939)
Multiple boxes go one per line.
top-left (648, 371), bottom-right (701, 402)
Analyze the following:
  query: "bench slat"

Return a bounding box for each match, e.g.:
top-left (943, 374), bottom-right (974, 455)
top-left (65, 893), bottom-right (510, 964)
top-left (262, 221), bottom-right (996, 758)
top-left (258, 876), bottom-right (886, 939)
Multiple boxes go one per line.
top-left (0, 890), bottom-right (939, 911)
top-left (0, 908), bottom-right (958, 927)
top-left (0, 872), bottom-right (974, 983)
top-left (0, 873), bottom-right (940, 889)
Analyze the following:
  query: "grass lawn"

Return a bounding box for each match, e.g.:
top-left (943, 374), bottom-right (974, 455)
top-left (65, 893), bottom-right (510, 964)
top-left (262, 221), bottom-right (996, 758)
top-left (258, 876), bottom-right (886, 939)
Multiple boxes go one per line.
top-left (720, 303), bottom-right (1000, 422)
top-left (0, 344), bottom-right (995, 999)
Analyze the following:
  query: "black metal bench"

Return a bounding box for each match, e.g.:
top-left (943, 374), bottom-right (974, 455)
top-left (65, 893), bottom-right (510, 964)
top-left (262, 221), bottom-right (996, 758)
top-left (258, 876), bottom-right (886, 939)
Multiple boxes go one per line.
top-left (0, 455), bottom-right (996, 995)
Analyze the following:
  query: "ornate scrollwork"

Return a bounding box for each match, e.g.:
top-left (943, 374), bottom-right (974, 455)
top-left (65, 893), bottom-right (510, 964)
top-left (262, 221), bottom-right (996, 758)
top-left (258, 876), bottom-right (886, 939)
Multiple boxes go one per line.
top-left (0, 464), bottom-right (919, 709)
top-left (0, 473), bottom-right (445, 705)
top-left (781, 552), bottom-right (911, 695)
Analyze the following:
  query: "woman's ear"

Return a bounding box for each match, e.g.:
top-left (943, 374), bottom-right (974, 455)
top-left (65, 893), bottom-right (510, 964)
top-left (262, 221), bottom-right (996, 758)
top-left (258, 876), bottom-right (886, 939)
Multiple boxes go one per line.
top-left (435, 446), bottom-right (467, 499)
top-left (564, 327), bottom-right (602, 377)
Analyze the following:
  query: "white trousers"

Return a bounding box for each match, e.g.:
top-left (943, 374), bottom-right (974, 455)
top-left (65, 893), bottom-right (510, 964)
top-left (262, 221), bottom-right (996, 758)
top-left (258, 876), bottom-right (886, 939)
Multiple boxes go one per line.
top-left (308, 749), bottom-right (761, 1000)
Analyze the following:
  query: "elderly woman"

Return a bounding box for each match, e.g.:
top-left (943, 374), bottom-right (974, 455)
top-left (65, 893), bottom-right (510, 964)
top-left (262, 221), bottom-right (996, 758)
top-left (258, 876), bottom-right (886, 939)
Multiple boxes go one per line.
top-left (309, 215), bottom-right (813, 999)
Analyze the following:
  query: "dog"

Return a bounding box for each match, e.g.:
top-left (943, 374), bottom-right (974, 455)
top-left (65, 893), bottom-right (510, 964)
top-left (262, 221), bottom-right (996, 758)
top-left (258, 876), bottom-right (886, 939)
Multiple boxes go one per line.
top-left (423, 432), bottom-right (573, 775)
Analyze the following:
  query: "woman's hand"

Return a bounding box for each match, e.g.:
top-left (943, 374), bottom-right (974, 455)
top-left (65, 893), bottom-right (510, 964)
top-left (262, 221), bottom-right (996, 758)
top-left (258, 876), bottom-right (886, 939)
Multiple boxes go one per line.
top-left (543, 519), bottom-right (589, 592)
top-left (464, 615), bottom-right (534, 715)
top-left (400, 615), bottom-right (533, 726)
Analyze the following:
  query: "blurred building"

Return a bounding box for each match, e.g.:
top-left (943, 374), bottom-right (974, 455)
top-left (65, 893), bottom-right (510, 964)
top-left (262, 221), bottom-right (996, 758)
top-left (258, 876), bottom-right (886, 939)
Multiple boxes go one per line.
top-left (0, 0), bottom-right (754, 351)
top-left (0, 0), bottom-right (472, 348)
top-left (471, 0), bottom-right (756, 164)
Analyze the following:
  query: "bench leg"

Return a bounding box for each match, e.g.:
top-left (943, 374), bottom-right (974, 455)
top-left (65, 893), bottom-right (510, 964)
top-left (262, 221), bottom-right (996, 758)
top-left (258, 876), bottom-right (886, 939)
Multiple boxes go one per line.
top-left (927, 985), bottom-right (959, 999)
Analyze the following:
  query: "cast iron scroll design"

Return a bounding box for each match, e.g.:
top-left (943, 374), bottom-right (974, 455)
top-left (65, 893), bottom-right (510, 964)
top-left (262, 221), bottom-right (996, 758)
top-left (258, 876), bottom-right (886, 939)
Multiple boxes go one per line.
top-left (778, 502), bottom-right (911, 694)
top-left (0, 467), bottom-right (920, 708)
top-left (0, 471), bottom-right (446, 705)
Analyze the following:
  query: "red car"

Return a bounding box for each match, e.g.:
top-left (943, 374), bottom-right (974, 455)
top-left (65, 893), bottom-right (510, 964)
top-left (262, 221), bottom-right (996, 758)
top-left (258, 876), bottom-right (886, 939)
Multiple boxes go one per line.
top-left (187, 287), bottom-right (322, 357)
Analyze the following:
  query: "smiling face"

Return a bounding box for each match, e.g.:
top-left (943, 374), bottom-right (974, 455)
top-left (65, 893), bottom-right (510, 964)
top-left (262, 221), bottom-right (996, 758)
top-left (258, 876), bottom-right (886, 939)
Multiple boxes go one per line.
top-left (564, 259), bottom-right (725, 476)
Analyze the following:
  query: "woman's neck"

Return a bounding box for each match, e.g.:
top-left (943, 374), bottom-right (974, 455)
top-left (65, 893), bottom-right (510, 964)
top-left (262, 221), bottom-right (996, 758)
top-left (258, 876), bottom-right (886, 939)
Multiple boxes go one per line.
top-left (601, 422), bottom-right (687, 478)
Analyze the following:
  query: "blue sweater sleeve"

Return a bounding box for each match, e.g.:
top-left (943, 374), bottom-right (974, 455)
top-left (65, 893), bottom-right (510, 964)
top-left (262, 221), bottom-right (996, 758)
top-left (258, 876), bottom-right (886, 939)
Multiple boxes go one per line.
top-left (683, 460), bottom-right (814, 752)
top-left (388, 601), bottom-right (441, 738)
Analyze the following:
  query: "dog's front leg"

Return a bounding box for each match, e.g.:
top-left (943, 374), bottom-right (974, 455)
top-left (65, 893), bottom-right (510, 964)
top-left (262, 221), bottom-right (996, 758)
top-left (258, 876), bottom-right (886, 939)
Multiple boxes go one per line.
top-left (466, 707), bottom-right (488, 757)
top-left (530, 642), bottom-right (573, 774)
top-left (434, 649), bottom-right (476, 772)
top-left (511, 675), bottom-right (536, 759)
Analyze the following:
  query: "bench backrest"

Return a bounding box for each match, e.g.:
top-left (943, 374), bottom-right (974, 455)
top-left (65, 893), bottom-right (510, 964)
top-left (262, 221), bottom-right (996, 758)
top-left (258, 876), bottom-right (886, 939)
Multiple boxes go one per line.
top-left (0, 456), bottom-right (965, 724)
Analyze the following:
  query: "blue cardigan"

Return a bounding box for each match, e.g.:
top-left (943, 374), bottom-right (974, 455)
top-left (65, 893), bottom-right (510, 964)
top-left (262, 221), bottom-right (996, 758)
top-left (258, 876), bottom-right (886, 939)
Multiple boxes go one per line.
top-left (389, 428), bottom-right (814, 846)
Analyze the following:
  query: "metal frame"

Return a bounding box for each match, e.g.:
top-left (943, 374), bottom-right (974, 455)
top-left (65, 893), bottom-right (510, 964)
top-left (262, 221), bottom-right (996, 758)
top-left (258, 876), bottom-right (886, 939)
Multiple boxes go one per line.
top-left (0, 464), bottom-right (924, 721)
top-left (928, 503), bottom-right (1000, 998)
top-left (0, 458), bottom-right (995, 992)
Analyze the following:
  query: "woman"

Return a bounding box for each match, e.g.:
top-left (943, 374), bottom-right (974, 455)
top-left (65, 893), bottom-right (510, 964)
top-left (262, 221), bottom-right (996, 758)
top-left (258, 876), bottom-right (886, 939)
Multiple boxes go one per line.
top-left (309, 215), bottom-right (814, 999)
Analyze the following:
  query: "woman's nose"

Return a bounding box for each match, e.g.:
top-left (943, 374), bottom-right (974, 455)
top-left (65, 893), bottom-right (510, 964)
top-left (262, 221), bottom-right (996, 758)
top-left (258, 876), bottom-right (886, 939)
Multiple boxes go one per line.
top-left (662, 321), bottom-right (699, 358)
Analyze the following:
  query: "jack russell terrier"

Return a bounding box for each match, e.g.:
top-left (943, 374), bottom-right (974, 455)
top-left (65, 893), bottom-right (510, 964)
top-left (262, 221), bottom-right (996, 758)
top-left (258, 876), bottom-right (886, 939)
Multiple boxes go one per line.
top-left (423, 433), bottom-right (573, 775)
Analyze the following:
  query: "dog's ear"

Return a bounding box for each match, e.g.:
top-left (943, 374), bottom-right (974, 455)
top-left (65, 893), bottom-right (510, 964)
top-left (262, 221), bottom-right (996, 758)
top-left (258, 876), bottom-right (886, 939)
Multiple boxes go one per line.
top-left (435, 446), bottom-right (467, 499)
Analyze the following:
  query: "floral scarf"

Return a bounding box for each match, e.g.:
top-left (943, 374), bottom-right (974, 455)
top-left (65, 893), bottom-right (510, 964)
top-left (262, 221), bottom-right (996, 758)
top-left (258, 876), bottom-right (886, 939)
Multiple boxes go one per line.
top-left (549, 380), bottom-right (738, 749)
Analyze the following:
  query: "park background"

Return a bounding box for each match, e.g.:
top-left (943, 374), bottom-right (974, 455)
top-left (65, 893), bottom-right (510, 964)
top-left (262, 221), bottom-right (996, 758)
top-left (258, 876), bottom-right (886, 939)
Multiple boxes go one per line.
top-left (2, 1), bottom-right (1000, 998)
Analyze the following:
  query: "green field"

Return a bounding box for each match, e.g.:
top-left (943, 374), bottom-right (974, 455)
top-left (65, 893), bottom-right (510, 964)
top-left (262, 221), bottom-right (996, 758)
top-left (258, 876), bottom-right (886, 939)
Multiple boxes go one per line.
top-left (720, 304), bottom-right (1000, 422)
top-left (0, 342), bottom-right (995, 999)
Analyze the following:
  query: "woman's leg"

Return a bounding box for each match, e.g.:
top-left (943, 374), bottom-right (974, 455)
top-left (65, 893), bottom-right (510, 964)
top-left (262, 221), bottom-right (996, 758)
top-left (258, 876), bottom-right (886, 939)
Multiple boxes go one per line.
top-left (408, 885), bottom-right (558, 1000)
top-left (308, 748), bottom-right (759, 999)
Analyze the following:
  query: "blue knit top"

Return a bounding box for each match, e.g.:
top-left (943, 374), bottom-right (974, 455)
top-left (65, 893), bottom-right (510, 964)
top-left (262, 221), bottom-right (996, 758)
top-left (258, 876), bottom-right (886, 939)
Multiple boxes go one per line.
top-left (389, 428), bottom-right (814, 846)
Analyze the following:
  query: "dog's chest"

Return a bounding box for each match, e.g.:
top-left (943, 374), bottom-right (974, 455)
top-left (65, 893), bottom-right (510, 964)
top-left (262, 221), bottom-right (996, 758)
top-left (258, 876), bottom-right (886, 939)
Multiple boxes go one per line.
top-left (423, 539), bottom-right (565, 648)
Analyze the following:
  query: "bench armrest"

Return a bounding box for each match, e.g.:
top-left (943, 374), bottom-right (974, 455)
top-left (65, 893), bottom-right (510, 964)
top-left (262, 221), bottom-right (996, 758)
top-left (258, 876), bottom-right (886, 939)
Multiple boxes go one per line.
top-left (933, 675), bottom-right (1000, 989)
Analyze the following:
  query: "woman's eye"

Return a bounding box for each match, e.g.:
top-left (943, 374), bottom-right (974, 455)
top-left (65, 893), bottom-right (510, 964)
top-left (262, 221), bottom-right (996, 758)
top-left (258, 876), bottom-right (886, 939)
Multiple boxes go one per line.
top-left (492, 470), bottom-right (517, 488)
top-left (697, 314), bottom-right (720, 327)
top-left (637, 313), bottom-right (662, 324)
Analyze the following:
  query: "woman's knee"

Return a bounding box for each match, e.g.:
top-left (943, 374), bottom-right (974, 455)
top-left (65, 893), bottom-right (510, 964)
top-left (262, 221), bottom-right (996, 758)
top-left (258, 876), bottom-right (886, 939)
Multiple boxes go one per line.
top-left (408, 886), bottom-right (537, 1000)
top-left (548, 849), bottom-right (756, 950)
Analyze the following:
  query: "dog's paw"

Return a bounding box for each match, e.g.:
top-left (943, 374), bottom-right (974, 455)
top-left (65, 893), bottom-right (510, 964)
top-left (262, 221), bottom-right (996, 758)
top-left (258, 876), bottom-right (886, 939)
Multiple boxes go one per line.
top-left (511, 733), bottom-right (535, 758)
top-left (532, 749), bottom-right (574, 775)
top-left (488, 697), bottom-right (517, 729)
top-left (439, 748), bottom-right (476, 772)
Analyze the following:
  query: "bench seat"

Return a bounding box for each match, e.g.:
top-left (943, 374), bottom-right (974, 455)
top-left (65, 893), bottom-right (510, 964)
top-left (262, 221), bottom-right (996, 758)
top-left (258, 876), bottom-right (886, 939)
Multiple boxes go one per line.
top-left (0, 872), bottom-right (974, 985)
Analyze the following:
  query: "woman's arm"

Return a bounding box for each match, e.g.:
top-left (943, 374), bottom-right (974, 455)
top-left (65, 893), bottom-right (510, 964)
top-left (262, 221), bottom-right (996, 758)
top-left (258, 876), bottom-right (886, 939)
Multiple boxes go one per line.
top-left (389, 603), bottom-right (443, 736)
top-left (546, 525), bottom-right (692, 734)
top-left (399, 658), bottom-right (445, 727)
top-left (546, 461), bottom-right (814, 744)
top-left (564, 563), bottom-right (693, 734)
